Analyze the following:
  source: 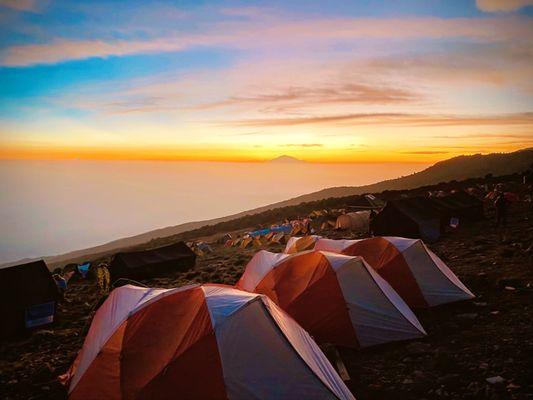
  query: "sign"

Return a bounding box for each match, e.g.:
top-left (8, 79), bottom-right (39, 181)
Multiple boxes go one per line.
top-left (25, 301), bottom-right (55, 328)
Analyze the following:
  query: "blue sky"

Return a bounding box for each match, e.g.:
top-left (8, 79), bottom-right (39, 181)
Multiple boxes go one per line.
top-left (1, 0), bottom-right (532, 162)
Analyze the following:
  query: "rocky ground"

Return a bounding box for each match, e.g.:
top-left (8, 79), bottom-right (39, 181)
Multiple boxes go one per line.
top-left (343, 206), bottom-right (533, 400)
top-left (1, 206), bottom-right (532, 400)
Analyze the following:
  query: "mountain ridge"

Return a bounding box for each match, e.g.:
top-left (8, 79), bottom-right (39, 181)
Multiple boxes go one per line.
top-left (268, 155), bottom-right (304, 163)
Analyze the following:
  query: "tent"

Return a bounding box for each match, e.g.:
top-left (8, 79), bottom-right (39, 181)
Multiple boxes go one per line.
top-left (196, 242), bottom-right (213, 253)
top-left (429, 191), bottom-right (484, 223)
top-left (109, 242), bottom-right (196, 281)
top-left (284, 235), bottom-right (321, 254)
top-left (217, 233), bottom-right (232, 244)
top-left (0, 260), bottom-right (59, 339)
top-left (64, 284), bottom-right (354, 400)
top-left (240, 236), bottom-right (253, 248)
top-left (370, 197), bottom-right (442, 242)
top-left (347, 194), bottom-right (385, 210)
top-left (236, 250), bottom-right (426, 348)
top-left (314, 237), bottom-right (474, 308)
top-left (485, 191), bottom-right (520, 202)
top-left (270, 232), bottom-right (286, 244)
top-left (335, 211), bottom-right (371, 232)
top-left (248, 225), bottom-right (292, 237)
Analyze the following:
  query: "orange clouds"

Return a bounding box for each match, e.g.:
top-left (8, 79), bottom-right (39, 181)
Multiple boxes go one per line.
top-left (191, 83), bottom-right (421, 113)
top-left (476, 0), bottom-right (533, 12)
top-left (221, 112), bottom-right (533, 128)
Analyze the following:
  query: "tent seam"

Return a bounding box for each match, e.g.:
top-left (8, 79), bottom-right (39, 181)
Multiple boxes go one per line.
top-left (260, 298), bottom-right (343, 400)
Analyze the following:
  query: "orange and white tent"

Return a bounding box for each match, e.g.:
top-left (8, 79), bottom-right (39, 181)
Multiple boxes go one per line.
top-left (314, 237), bottom-right (474, 308)
top-left (64, 284), bottom-right (354, 400)
top-left (236, 250), bottom-right (426, 348)
top-left (284, 235), bottom-right (321, 254)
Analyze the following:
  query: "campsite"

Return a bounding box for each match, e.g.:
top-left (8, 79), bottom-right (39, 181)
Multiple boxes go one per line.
top-left (0, 170), bottom-right (532, 400)
top-left (2, 1), bottom-right (533, 396)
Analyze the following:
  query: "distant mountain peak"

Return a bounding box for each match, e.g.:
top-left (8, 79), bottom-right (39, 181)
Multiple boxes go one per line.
top-left (268, 155), bottom-right (304, 163)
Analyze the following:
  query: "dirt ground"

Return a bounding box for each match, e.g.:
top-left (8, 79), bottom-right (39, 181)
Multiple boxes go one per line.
top-left (1, 206), bottom-right (532, 400)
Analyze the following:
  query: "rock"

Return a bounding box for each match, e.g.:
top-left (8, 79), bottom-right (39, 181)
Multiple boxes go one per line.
top-left (504, 286), bottom-right (516, 291)
top-left (402, 378), bottom-right (413, 384)
top-left (499, 278), bottom-right (522, 288)
top-left (33, 330), bottom-right (55, 338)
top-left (499, 248), bottom-right (514, 257)
top-left (438, 373), bottom-right (459, 385)
top-left (433, 351), bottom-right (456, 371)
top-left (413, 370), bottom-right (425, 379)
top-left (486, 376), bottom-right (505, 385)
top-left (466, 381), bottom-right (480, 396)
top-left (458, 313), bottom-right (478, 319)
top-left (473, 302), bottom-right (487, 307)
top-left (479, 362), bottom-right (489, 369)
top-left (405, 342), bottom-right (431, 355)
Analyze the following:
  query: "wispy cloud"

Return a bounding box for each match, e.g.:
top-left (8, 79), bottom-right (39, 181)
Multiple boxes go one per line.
top-left (430, 133), bottom-right (533, 139)
top-left (476, 0), bottom-right (533, 12)
top-left (0, 0), bottom-right (41, 12)
top-left (227, 131), bottom-right (264, 136)
top-left (192, 83), bottom-right (421, 112)
top-left (221, 112), bottom-right (533, 127)
top-left (1, 15), bottom-right (532, 66)
top-left (400, 150), bottom-right (450, 154)
top-left (0, 36), bottom-right (221, 67)
top-left (281, 143), bottom-right (324, 147)
top-left (364, 44), bottom-right (533, 91)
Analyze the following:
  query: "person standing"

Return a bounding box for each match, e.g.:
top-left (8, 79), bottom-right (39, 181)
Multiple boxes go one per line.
top-left (494, 192), bottom-right (508, 227)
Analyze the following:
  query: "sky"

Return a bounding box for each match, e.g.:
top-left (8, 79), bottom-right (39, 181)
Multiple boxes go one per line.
top-left (0, 0), bottom-right (532, 163)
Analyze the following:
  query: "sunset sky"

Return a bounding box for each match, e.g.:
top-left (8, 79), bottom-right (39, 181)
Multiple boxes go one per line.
top-left (1, 0), bottom-right (532, 163)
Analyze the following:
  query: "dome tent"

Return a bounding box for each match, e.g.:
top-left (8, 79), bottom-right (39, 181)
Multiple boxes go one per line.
top-left (335, 211), bottom-right (370, 232)
top-left (237, 250), bottom-right (426, 348)
top-left (284, 235), bottom-right (321, 254)
top-left (64, 284), bottom-right (354, 400)
top-left (314, 236), bottom-right (474, 308)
